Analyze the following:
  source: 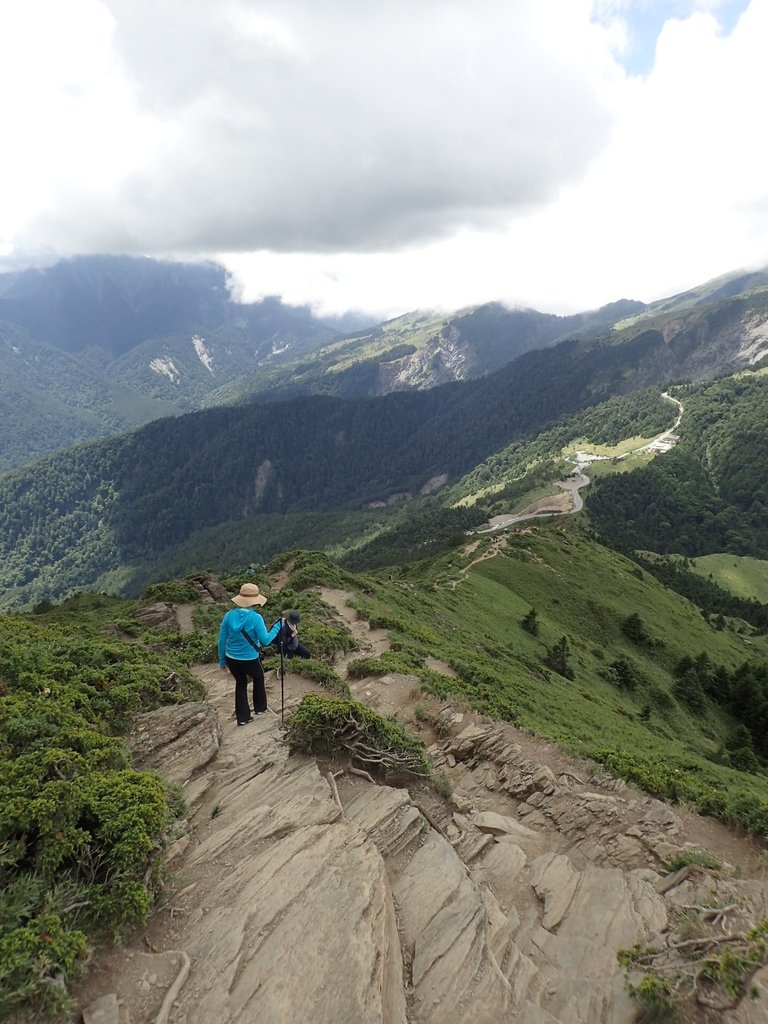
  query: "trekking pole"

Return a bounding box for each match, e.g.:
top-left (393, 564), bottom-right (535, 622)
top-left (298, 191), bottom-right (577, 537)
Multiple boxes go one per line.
top-left (279, 639), bottom-right (285, 725)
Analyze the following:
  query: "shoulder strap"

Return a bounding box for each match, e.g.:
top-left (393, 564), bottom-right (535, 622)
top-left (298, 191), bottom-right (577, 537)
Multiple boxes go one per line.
top-left (240, 628), bottom-right (261, 653)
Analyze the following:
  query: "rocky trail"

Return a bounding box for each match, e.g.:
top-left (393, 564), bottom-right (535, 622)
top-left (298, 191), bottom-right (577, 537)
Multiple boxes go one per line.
top-left (74, 583), bottom-right (768, 1024)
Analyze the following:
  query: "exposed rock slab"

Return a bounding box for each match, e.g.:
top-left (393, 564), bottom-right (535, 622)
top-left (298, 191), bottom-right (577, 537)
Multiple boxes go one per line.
top-left (109, 690), bottom-right (407, 1024)
top-left (77, 663), bottom-right (768, 1024)
top-left (392, 830), bottom-right (512, 1024)
top-left (128, 701), bottom-right (220, 784)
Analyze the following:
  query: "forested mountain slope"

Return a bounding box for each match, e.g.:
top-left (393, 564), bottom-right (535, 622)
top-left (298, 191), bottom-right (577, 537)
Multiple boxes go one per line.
top-left (0, 320), bottom-right (753, 609)
top-left (0, 321), bottom-right (181, 472)
top-left (210, 271), bottom-right (768, 408)
top-left (0, 330), bottom-right (672, 607)
top-left (209, 298), bottom-right (646, 406)
top-left (0, 257), bottom-right (360, 469)
top-left (3, 257), bottom-right (768, 473)
top-left (586, 369), bottom-right (768, 558)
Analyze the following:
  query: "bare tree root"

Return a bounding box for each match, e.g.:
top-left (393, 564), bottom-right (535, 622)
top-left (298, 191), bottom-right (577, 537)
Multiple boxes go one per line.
top-left (411, 801), bottom-right (445, 837)
top-left (621, 913), bottom-right (768, 1018)
top-left (325, 770), bottom-right (346, 818)
top-left (309, 710), bottom-right (429, 778)
top-left (155, 951), bottom-right (191, 1024)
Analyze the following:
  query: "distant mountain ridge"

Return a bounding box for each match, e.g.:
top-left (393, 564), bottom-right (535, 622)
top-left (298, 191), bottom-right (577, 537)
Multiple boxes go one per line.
top-left (0, 256), bottom-right (371, 469)
top-left (212, 273), bottom-right (768, 409)
top-left (2, 255), bottom-right (768, 471)
top-left (0, 256), bottom-right (368, 359)
top-left (214, 299), bottom-right (649, 407)
top-left (3, 309), bottom-right (768, 608)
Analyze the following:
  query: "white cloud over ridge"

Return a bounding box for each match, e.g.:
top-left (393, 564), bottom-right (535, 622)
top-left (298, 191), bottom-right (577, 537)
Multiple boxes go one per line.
top-left (0, 0), bottom-right (766, 316)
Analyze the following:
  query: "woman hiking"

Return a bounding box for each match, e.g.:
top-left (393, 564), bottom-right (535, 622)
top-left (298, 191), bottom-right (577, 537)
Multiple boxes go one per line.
top-left (218, 583), bottom-right (282, 725)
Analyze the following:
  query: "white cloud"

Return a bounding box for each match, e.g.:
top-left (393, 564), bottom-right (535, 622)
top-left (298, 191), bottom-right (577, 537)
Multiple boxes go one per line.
top-left (0, 0), bottom-right (766, 317)
top-left (2, 1), bottom-right (618, 254)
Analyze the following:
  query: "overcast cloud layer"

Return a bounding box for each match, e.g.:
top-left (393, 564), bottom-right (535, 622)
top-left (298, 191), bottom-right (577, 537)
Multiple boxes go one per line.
top-left (1, 0), bottom-right (766, 315)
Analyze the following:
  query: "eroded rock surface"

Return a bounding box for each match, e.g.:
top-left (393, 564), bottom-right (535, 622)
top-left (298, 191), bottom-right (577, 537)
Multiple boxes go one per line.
top-left (78, 668), bottom-right (768, 1024)
top-left (129, 701), bottom-right (221, 784)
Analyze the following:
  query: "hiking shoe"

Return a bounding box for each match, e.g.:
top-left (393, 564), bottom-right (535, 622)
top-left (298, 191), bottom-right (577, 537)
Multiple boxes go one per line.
top-left (237, 718), bottom-right (253, 726)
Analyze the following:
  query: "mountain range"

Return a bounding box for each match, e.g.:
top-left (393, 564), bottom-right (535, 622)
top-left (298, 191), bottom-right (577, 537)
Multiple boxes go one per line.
top-left (0, 256), bottom-right (369, 470)
top-left (2, 254), bottom-right (768, 608)
top-left (3, 256), bottom-right (767, 474)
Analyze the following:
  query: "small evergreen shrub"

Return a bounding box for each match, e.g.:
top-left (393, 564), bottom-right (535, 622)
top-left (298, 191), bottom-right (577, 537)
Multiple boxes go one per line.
top-left (346, 650), bottom-right (422, 679)
top-left (544, 636), bottom-right (574, 679)
top-left (142, 581), bottom-right (200, 604)
top-left (667, 849), bottom-right (721, 872)
top-left (521, 608), bottom-right (539, 636)
top-left (287, 693), bottom-right (431, 777)
top-left (0, 614), bottom-right (198, 1019)
top-left (287, 658), bottom-right (350, 697)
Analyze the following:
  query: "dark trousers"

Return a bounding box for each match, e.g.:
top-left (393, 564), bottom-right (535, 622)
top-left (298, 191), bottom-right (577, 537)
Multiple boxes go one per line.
top-left (285, 641), bottom-right (311, 660)
top-left (226, 656), bottom-right (267, 721)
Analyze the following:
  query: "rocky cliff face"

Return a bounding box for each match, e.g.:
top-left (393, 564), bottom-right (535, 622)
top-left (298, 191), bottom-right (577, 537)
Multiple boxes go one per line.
top-left (377, 327), bottom-right (470, 393)
top-left (74, 595), bottom-right (768, 1024)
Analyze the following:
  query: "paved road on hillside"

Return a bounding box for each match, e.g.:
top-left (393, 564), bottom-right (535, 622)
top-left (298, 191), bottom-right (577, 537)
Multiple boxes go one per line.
top-left (479, 391), bottom-right (684, 532)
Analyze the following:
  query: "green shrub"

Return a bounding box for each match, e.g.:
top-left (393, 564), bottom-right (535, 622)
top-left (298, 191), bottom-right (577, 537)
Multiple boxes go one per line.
top-left (346, 656), bottom-right (388, 679)
top-left (0, 910), bottom-right (89, 1022)
top-left (299, 623), bottom-right (357, 662)
top-left (0, 614), bottom-right (198, 1018)
top-left (667, 849), bottom-right (721, 872)
top-left (433, 771), bottom-right (453, 800)
top-left (346, 650), bottom-right (422, 679)
top-left (142, 581), bottom-right (200, 603)
top-left (595, 748), bottom-right (768, 839)
top-left (521, 608), bottom-right (539, 636)
top-left (544, 636), bottom-right (574, 680)
top-left (276, 551), bottom-right (355, 591)
top-left (625, 973), bottom-right (679, 1023)
top-left (599, 656), bottom-right (642, 691)
top-left (621, 612), bottom-right (649, 645)
top-left (286, 658), bottom-right (349, 696)
top-left (287, 693), bottom-right (431, 777)
top-left (415, 668), bottom-right (464, 701)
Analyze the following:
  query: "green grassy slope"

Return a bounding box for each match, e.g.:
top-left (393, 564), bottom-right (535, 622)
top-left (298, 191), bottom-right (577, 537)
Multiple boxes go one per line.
top-left (316, 528), bottom-right (768, 836)
top-left (613, 268), bottom-right (768, 330)
top-left (690, 554), bottom-right (768, 603)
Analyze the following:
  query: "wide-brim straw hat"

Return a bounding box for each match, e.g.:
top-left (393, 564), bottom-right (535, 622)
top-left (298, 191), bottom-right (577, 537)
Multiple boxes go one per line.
top-left (232, 583), bottom-right (267, 607)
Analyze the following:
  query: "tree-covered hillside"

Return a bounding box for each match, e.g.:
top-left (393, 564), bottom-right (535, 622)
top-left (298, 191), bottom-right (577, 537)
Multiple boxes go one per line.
top-left (0, 257), bottom-right (359, 470)
top-left (586, 370), bottom-right (768, 558)
top-left (0, 327), bottom-right (692, 608)
top-left (214, 298), bottom-right (648, 407)
top-left (0, 322), bottom-right (180, 472)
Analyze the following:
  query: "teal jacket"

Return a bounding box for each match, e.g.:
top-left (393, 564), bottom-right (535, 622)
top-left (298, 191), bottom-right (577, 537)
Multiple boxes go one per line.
top-left (218, 608), bottom-right (281, 666)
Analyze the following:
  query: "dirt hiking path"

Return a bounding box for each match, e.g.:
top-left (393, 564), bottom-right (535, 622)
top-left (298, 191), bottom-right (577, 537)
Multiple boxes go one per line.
top-left (72, 581), bottom-right (768, 1024)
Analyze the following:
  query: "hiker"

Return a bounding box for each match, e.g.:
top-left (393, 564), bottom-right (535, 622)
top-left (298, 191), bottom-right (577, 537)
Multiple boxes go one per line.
top-left (218, 583), bottom-right (282, 724)
top-left (278, 610), bottom-right (311, 660)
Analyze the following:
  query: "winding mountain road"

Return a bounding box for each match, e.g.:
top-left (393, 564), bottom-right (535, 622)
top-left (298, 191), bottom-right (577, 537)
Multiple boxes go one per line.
top-left (481, 391), bottom-right (684, 532)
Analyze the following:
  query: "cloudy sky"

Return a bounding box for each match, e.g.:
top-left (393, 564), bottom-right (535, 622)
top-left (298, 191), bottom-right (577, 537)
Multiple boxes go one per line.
top-left (1, 0), bottom-right (766, 317)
